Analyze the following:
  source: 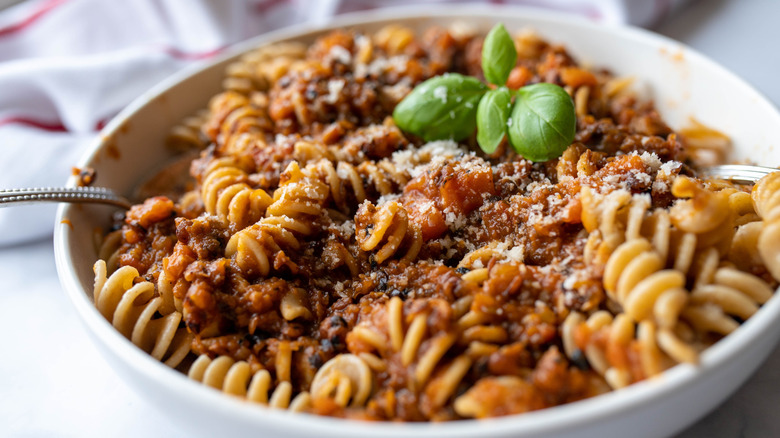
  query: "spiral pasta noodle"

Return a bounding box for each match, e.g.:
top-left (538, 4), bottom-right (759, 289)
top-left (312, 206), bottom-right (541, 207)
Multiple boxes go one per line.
top-left (309, 354), bottom-right (374, 408)
top-left (355, 200), bottom-right (422, 264)
top-left (188, 354), bottom-right (312, 411)
top-left (752, 171), bottom-right (780, 280)
top-left (223, 42), bottom-right (308, 94)
top-left (684, 267), bottom-right (773, 334)
top-left (93, 260), bottom-right (191, 368)
top-left (679, 118), bottom-right (731, 167)
top-left (200, 158), bottom-right (272, 231)
top-left (166, 109), bottom-right (211, 152)
top-left (669, 176), bottom-right (736, 253)
top-left (348, 297), bottom-right (472, 413)
top-left (292, 139), bottom-right (354, 165)
top-left (575, 176), bottom-right (775, 385)
top-left (305, 158), bottom-right (408, 213)
top-left (562, 310), bottom-right (672, 388)
top-left (601, 238), bottom-right (700, 372)
top-left (225, 161), bottom-right (329, 276)
top-left (96, 229), bottom-right (122, 274)
top-left (203, 91), bottom-right (272, 156)
top-left (373, 24), bottom-right (415, 56)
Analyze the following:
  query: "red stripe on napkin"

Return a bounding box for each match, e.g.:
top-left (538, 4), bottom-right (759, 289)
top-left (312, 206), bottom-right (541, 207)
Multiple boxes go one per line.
top-left (0, 115), bottom-right (114, 132)
top-left (0, 116), bottom-right (67, 132)
top-left (0, 0), bottom-right (68, 38)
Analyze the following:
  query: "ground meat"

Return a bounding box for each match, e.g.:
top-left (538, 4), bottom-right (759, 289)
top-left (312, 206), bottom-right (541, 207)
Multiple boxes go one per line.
top-left (97, 25), bottom-right (765, 423)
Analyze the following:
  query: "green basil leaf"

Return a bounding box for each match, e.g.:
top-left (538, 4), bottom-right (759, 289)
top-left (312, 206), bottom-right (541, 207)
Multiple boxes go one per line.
top-left (508, 83), bottom-right (576, 162)
top-left (482, 23), bottom-right (517, 86)
top-left (392, 73), bottom-right (488, 142)
top-left (476, 87), bottom-right (512, 153)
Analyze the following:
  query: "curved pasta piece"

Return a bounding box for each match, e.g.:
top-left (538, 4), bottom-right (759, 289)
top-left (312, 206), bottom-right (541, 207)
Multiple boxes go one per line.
top-left (223, 42), bottom-right (307, 94)
top-left (309, 354), bottom-right (373, 407)
top-left (670, 176), bottom-right (732, 234)
top-left (604, 238), bottom-right (686, 320)
top-left (355, 200), bottom-right (422, 264)
top-left (280, 287), bottom-right (314, 321)
top-left (349, 297), bottom-right (471, 408)
top-left (266, 162), bottom-right (329, 220)
top-left (728, 221), bottom-right (764, 271)
top-left (564, 310), bottom-right (697, 389)
top-left (305, 158), bottom-right (408, 213)
top-left (457, 241), bottom-right (525, 273)
top-left (752, 171), bottom-right (780, 281)
top-left (581, 188), bottom-right (672, 265)
top-left (203, 91), bottom-right (273, 155)
top-left (156, 268), bottom-right (180, 315)
top-left (225, 162), bottom-right (329, 277)
top-left (226, 222), bottom-right (293, 277)
top-left (200, 162), bottom-right (272, 231)
top-left (93, 260), bottom-right (191, 368)
top-left (188, 354), bottom-right (311, 411)
top-left (97, 229), bottom-right (122, 274)
top-left (166, 109), bottom-right (210, 152)
top-left (374, 24), bottom-right (415, 55)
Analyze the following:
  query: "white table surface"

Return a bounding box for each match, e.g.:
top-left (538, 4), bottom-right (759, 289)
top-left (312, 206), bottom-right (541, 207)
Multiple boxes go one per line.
top-left (3, 1), bottom-right (780, 437)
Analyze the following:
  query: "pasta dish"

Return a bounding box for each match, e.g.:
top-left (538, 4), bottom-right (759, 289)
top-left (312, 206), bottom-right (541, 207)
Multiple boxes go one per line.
top-left (92, 23), bottom-right (780, 421)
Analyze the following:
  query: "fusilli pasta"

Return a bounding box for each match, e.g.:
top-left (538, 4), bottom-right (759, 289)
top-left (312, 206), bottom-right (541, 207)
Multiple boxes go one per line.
top-left (188, 354), bottom-right (312, 411)
top-left (93, 26), bottom-right (778, 422)
top-left (93, 260), bottom-right (191, 368)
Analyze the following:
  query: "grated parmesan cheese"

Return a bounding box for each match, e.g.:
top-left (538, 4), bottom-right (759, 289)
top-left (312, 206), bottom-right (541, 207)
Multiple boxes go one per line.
top-left (659, 160), bottom-right (682, 175)
top-left (630, 169), bottom-right (652, 186)
top-left (324, 79), bottom-right (345, 104)
top-left (443, 208), bottom-right (467, 230)
top-left (375, 193), bottom-right (402, 207)
top-left (329, 45), bottom-right (352, 65)
top-left (390, 140), bottom-right (469, 178)
top-left (335, 220), bottom-right (355, 238)
top-left (505, 245), bottom-right (524, 263)
top-left (636, 151), bottom-right (662, 173)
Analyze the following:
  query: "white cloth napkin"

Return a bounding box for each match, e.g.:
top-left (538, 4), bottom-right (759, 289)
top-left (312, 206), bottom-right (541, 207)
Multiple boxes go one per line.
top-left (0, 0), bottom-right (687, 246)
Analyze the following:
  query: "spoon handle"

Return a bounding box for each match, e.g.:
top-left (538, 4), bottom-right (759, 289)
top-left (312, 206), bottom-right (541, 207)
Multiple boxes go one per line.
top-left (0, 187), bottom-right (132, 209)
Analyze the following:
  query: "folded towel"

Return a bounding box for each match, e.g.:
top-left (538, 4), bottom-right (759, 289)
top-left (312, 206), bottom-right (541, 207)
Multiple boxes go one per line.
top-left (0, 0), bottom-right (687, 246)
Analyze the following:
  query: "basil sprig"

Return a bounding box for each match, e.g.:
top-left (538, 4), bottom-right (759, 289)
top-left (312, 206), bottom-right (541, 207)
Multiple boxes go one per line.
top-left (392, 74), bottom-right (488, 142)
top-left (392, 22), bottom-right (577, 162)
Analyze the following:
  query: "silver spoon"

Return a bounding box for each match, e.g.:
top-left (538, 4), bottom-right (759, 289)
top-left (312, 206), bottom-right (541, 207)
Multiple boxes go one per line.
top-left (0, 164), bottom-right (777, 210)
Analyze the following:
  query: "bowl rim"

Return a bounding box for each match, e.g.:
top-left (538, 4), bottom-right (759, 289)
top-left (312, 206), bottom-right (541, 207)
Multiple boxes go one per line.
top-left (55, 4), bottom-right (780, 437)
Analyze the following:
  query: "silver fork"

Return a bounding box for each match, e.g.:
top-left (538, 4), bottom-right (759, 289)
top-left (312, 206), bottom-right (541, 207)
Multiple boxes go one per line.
top-left (1, 164), bottom-right (777, 210)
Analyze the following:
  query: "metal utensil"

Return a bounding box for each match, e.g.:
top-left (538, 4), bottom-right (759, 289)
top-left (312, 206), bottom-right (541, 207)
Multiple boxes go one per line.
top-left (698, 164), bottom-right (778, 185)
top-left (0, 186), bottom-right (133, 209)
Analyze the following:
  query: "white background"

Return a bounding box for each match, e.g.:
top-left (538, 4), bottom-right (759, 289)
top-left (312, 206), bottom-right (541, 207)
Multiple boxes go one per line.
top-left (2, 0), bottom-right (780, 436)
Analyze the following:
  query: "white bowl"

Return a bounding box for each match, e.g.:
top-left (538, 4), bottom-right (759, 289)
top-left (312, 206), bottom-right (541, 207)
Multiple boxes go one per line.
top-left (54, 5), bottom-right (780, 438)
